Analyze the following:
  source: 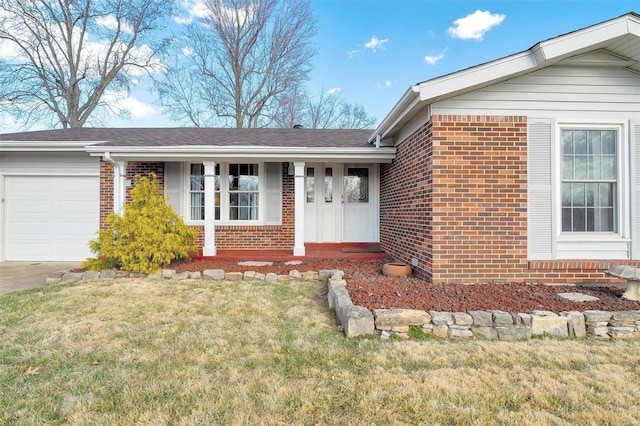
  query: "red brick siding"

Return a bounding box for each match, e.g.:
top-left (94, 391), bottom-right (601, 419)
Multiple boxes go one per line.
top-left (380, 121), bottom-right (434, 281)
top-left (100, 161), bottom-right (294, 251)
top-left (381, 115), bottom-right (634, 284)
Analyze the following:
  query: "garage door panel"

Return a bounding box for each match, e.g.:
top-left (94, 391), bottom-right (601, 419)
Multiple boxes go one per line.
top-left (5, 176), bottom-right (99, 261)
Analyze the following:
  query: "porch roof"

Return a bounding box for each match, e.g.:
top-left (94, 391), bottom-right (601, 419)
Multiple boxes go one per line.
top-left (1, 127), bottom-right (396, 162)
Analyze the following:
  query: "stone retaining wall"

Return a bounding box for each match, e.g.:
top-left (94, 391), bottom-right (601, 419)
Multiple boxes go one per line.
top-left (328, 279), bottom-right (640, 341)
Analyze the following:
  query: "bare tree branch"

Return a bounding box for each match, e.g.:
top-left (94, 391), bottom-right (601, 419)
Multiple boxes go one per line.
top-left (0, 0), bottom-right (172, 129)
top-left (157, 0), bottom-right (317, 128)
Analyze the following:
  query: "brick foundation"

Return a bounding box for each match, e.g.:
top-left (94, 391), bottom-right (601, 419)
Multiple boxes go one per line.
top-left (380, 115), bottom-right (635, 284)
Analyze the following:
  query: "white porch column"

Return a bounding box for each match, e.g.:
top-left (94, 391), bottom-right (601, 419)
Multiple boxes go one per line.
top-left (203, 161), bottom-right (217, 256)
top-left (293, 161), bottom-right (306, 256)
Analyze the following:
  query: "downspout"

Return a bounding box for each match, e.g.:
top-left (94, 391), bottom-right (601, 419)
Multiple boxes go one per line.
top-left (103, 152), bottom-right (126, 215)
top-left (375, 134), bottom-right (380, 149)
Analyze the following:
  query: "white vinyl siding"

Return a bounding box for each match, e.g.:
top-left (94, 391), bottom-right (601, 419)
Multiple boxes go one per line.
top-left (433, 65), bottom-right (640, 119)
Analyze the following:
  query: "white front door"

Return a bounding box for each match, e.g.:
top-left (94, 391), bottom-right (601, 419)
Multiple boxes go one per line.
top-left (305, 163), bottom-right (340, 242)
top-left (342, 165), bottom-right (376, 242)
top-left (305, 163), bottom-right (377, 243)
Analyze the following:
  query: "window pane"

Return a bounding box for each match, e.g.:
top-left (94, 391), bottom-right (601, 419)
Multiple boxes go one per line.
top-left (191, 193), bottom-right (204, 221)
top-left (561, 184), bottom-right (571, 206)
top-left (345, 168), bottom-right (369, 203)
top-left (306, 168), bottom-right (315, 203)
top-left (601, 156), bottom-right (616, 179)
top-left (572, 208), bottom-right (586, 231)
top-left (574, 156), bottom-right (587, 179)
top-left (562, 208), bottom-right (572, 231)
top-left (571, 183), bottom-right (585, 207)
top-left (574, 130), bottom-right (587, 154)
top-left (324, 168), bottom-right (333, 203)
top-left (602, 131), bottom-right (616, 154)
top-left (562, 156), bottom-right (573, 179)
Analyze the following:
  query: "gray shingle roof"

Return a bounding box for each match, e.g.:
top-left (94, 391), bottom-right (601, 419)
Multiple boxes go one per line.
top-left (1, 127), bottom-right (373, 148)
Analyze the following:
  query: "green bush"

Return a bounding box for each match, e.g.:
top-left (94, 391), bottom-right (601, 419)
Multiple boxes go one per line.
top-left (84, 174), bottom-right (197, 274)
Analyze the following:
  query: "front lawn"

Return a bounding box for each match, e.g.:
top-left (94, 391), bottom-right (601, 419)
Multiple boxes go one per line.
top-left (1, 278), bottom-right (639, 425)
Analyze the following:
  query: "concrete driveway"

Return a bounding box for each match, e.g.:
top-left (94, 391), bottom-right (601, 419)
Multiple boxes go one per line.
top-left (0, 262), bottom-right (81, 296)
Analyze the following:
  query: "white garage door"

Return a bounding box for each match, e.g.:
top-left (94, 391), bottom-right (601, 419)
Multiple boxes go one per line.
top-left (4, 176), bottom-right (100, 261)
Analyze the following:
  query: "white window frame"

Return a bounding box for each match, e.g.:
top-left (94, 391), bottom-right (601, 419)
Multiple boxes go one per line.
top-left (554, 120), bottom-right (630, 244)
top-left (185, 162), bottom-right (265, 226)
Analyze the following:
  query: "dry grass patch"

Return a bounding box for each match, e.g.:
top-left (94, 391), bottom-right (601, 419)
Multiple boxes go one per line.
top-left (1, 278), bottom-right (640, 425)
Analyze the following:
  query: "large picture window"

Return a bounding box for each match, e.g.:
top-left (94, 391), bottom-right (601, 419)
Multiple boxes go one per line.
top-left (189, 163), bottom-right (259, 223)
top-left (561, 128), bottom-right (617, 233)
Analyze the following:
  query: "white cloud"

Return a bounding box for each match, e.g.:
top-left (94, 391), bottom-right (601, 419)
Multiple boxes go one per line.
top-left (327, 87), bottom-right (342, 95)
top-left (448, 10), bottom-right (505, 41)
top-left (105, 92), bottom-right (156, 119)
top-left (364, 36), bottom-right (388, 52)
top-left (347, 49), bottom-right (361, 58)
top-left (95, 15), bottom-right (133, 34)
top-left (182, 46), bottom-right (193, 56)
top-left (173, 0), bottom-right (212, 24)
top-left (424, 48), bottom-right (448, 65)
top-left (376, 80), bottom-right (395, 89)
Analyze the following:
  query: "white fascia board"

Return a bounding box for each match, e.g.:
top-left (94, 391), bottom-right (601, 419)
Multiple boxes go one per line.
top-left (368, 87), bottom-right (420, 143)
top-left (537, 16), bottom-right (639, 61)
top-left (416, 51), bottom-right (539, 103)
top-left (87, 145), bottom-right (397, 163)
top-left (0, 140), bottom-right (103, 151)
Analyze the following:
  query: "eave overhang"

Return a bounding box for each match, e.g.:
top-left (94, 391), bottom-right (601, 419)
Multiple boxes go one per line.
top-left (86, 145), bottom-right (397, 163)
top-left (0, 140), bottom-right (101, 152)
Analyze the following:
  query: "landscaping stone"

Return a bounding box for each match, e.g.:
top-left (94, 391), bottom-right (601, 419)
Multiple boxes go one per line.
top-left (471, 326), bottom-right (499, 340)
top-left (496, 326), bottom-right (531, 341)
top-left (453, 312), bottom-right (473, 326)
top-left (189, 271), bottom-right (202, 280)
top-left (492, 311), bottom-right (514, 327)
top-left (303, 271), bottom-right (319, 281)
top-left (238, 261), bottom-right (273, 267)
top-left (82, 271), bottom-right (101, 280)
top-left (343, 305), bottom-right (374, 337)
top-left (373, 309), bottom-right (432, 328)
top-left (130, 272), bottom-right (148, 279)
top-left (100, 269), bottom-right (117, 279)
top-left (432, 324), bottom-right (449, 338)
top-left (587, 326), bottom-right (610, 339)
top-left (243, 271), bottom-right (256, 281)
top-left (391, 325), bottom-right (410, 333)
top-left (61, 272), bottom-right (84, 282)
top-left (531, 315), bottom-right (568, 338)
top-left (560, 311), bottom-right (586, 338)
top-left (518, 313), bottom-right (533, 327)
top-left (583, 310), bottom-right (612, 324)
top-left (557, 292), bottom-right (600, 302)
top-left (289, 270), bottom-right (303, 279)
top-left (331, 270), bottom-right (345, 280)
top-left (161, 269), bottom-right (176, 279)
top-left (225, 272), bottom-right (243, 281)
top-left (284, 260), bottom-right (303, 266)
top-left (203, 269), bottom-right (225, 280)
top-left (277, 275), bottom-right (290, 281)
top-left (173, 271), bottom-right (191, 280)
top-left (319, 270), bottom-right (335, 282)
top-left (609, 311), bottom-right (640, 326)
top-left (449, 328), bottom-right (473, 339)
top-left (254, 272), bottom-right (265, 280)
top-left (115, 270), bottom-right (130, 278)
top-left (329, 279), bottom-right (347, 286)
top-left (45, 277), bottom-right (62, 285)
top-left (532, 310), bottom-right (558, 317)
top-left (468, 310), bottom-right (493, 327)
top-left (430, 311), bottom-right (453, 326)
top-left (265, 273), bottom-right (278, 282)
top-left (608, 327), bottom-right (638, 339)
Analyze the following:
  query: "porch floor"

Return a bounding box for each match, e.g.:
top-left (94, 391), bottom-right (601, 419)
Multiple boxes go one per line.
top-left (196, 243), bottom-right (391, 262)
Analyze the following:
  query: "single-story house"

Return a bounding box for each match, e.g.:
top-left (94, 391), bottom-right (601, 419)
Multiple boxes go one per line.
top-left (1, 12), bottom-right (639, 284)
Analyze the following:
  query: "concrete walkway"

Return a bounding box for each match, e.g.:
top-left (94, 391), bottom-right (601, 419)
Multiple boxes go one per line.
top-left (0, 262), bottom-right (81, 296)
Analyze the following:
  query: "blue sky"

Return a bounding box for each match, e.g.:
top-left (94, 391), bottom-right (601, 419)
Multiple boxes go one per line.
top-left (1, 0), bottom-right (638, 133)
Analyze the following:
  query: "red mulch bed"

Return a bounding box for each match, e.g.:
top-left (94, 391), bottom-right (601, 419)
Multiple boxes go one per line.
top-left (171, 258), bottom-right (640, 314)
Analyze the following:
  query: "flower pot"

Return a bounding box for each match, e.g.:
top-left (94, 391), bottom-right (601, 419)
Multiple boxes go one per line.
top-left (382, 262), bottom-right (412, 277)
